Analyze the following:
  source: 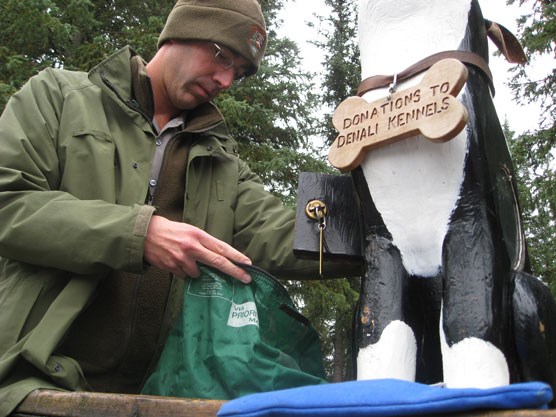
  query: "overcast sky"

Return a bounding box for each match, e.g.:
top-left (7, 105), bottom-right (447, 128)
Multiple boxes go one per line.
top-left (279, 0), bottom-right (545, 135)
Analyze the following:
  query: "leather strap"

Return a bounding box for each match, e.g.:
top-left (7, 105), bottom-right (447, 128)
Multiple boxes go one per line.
top-left (357, 50), bottom-right (494, 97)
top-left (485, 20), bottom-right (527, 65)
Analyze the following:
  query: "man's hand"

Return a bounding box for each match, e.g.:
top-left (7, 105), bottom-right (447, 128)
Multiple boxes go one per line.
top-left (143, 215), bottom-right (252, 283)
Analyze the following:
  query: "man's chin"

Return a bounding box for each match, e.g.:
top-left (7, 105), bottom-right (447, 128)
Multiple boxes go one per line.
top-left (175, 94), bottom-right (206, 110)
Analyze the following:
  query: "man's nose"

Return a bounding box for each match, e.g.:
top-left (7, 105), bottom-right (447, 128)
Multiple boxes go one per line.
top-left (213, 67), bottom-right (235, 90)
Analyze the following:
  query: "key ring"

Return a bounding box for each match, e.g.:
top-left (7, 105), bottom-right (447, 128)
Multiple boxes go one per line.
top-left (387, 73), bottom-right (398, 101)
top-left (316, 206), bottom-right (327, 231)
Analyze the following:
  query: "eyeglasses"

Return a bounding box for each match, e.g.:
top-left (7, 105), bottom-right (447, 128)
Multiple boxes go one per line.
top-left (213, 43), bottom-right (245, 81)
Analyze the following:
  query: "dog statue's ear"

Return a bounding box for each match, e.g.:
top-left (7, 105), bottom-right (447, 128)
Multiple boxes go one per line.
top-left (485, 19), bottom-right (528, 64)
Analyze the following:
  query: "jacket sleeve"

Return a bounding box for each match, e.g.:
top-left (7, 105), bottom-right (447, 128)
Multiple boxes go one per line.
top-left (0, 70), bottom-right (153, 275)
top-left (230, 158), bottom-right (321, 279)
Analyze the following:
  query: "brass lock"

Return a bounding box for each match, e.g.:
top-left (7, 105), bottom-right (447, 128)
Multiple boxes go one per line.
top-left (305, 200), bottom-right (328, 221)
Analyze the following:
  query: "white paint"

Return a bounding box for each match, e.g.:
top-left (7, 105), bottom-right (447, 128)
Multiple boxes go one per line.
top-left (358, 0), bottom-right (471, 277)
top-left (358, 0), bottom-right (472, 78)
top-left (357, 320), bottom-right (417, 381)
top-left (440, 313), bottom-right (510, 388)
top-left (360, 133), bottom-right (468, 276)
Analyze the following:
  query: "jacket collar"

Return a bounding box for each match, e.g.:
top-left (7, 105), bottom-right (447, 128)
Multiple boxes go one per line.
top-left (88, 46), bottom-right (137, 104)
top-left (88, 47), bottom-right (228, 133)
top-left (130, 54), bottom-right (155, 121)
top-left (88, 47), bottom-right (151, 132)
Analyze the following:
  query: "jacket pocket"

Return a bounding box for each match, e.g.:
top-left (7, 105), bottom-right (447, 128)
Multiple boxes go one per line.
top-left (58, 129), bottom-right (117, 200)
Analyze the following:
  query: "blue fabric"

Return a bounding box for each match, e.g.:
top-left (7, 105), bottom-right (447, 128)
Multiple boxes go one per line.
top-left (217, 379), bottom-right (553, 417)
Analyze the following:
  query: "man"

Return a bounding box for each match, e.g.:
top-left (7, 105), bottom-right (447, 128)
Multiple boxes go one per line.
top-left (0, 1), bottom-right (323, 415)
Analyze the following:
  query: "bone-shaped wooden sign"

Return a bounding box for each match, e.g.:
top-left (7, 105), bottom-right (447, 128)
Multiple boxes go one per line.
top-left (328, 58), bottom-right (469, 172)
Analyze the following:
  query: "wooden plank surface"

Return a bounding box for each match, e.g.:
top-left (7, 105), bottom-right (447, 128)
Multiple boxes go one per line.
top-left (13, 389), bottom-right (225, 417)
top-left (12, 389), bottom-right (556, 417)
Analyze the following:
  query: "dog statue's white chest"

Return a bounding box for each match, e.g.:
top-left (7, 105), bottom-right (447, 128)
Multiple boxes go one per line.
top-left (358, 0), bottom-right (473, 276)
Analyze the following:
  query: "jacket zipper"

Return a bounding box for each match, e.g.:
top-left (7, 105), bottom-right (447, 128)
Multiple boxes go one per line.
top-left (100, 72), bottom-right (155, 131)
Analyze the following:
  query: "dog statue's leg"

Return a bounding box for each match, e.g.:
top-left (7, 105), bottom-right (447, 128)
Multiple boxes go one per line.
top-left (440, 170), bottom-right (513, 388)
top-left (356, 234), bottom-right (417, 381)
top-left (352, 169), bottom-right (417, 381)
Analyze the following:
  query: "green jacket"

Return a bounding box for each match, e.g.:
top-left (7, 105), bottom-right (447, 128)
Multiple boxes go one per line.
top-left (0, 47), bottom-right (318, 416)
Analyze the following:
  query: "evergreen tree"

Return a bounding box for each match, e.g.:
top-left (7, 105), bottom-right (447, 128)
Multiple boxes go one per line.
top-left (287, 276), bottom-right (360, 381)
top-left (0, 0), bottom-right (174, 113)
top-left (218, 0), bottom-right (331, 205)
top-left (284, 0), bottom-right (361, 382)
top-left (319, 0), bottom-right (361, 382)
top-left (313, 0), bottom-right (361, 145)
top-left (506, 0), bottom-right (556, 293)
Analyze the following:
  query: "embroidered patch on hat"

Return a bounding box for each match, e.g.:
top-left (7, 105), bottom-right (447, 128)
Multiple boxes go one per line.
top-left (248, 26), bottom-right (266, 57)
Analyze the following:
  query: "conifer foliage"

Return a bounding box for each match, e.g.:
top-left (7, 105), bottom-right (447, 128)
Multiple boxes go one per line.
top-left (507, 0), bottom-right (556, 294)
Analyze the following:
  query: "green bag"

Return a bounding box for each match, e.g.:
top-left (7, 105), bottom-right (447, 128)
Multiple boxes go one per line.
top-left (141, 263), bottom-right (327, 400)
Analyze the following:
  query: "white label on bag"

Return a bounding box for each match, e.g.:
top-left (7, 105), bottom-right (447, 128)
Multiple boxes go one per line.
top-left (227, 301), bottom-right (259, 328)
top-left (186, 275), bottom-right (233, 301)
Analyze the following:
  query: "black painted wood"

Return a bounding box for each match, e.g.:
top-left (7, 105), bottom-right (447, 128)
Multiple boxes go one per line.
top-left (294, 172), bottom-right (363, 264)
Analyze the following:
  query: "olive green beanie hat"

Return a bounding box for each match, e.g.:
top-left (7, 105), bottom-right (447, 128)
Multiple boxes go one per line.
top-left (158, 0), bottom-right (267, 76)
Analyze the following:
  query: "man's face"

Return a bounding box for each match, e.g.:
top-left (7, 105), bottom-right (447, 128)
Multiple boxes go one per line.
top-left (159, 40), bottom-right (249, 111)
